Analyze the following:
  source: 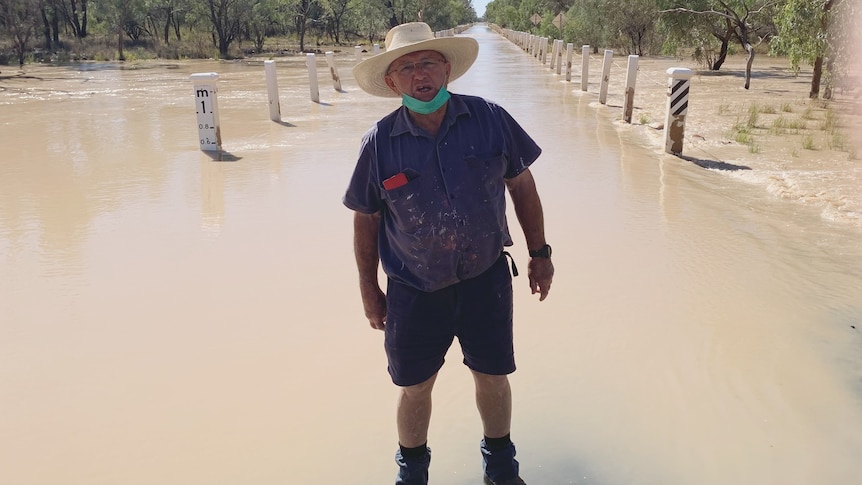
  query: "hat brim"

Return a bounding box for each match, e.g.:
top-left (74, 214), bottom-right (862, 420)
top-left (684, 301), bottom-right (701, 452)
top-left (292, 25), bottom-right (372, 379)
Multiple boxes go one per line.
top-left (353, 36), bottom-right (479, 98)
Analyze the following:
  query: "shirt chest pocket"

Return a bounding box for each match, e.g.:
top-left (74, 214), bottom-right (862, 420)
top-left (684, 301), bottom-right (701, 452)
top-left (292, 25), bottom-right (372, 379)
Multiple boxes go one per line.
top-left (382, 171), bottom-right (443, 235)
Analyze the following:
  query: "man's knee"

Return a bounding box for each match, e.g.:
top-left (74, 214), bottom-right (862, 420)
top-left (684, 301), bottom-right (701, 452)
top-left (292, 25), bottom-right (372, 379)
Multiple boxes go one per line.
top-left (400, 373), bottom-right (438, 398)
top-left (471, 371), bottom-right (510, 391)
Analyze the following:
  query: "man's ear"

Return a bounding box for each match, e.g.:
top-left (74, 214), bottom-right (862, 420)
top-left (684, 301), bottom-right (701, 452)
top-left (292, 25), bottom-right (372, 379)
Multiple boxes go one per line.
top-left (384, 75), bottom-right (399, 94)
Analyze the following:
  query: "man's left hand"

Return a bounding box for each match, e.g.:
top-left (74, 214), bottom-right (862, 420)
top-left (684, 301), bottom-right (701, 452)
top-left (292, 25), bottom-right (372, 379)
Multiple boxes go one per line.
top-left (528, 258), bottom-right (554, 301)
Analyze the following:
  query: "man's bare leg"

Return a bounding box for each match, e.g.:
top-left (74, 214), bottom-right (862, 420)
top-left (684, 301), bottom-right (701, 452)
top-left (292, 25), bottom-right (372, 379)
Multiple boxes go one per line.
top-left (471, 371), bottom-right (512, 438)
top-left (397, 373), bottom-right (438, 447)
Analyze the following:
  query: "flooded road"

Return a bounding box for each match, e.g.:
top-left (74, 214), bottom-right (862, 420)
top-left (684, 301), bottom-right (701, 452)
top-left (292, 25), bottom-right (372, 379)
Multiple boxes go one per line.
top-left (2, 25), bottom-right (861, 484)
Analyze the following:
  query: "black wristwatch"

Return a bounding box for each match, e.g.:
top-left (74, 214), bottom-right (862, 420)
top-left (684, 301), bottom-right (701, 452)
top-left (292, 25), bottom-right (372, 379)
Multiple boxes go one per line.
top-left (529, 244), bottom-right (552, 259)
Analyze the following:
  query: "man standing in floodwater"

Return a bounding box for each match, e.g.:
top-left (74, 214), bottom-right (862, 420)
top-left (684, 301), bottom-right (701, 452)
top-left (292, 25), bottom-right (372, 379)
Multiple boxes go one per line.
top-left (343, 23), bottom-right (554, 485)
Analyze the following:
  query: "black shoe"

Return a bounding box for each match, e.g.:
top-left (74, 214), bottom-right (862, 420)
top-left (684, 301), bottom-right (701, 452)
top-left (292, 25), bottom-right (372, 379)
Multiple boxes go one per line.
top-left (395, 446), bottom-right (430, 485)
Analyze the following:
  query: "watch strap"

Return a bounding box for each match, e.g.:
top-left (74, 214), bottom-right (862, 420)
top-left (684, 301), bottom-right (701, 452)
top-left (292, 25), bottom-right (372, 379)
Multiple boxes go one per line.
top-left (529, 244), bottom-right (552, 258)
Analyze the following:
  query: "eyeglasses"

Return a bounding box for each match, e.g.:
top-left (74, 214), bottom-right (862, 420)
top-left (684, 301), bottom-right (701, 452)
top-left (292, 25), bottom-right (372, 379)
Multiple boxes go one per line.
top-left (387, 58), bottom-right (447, 77)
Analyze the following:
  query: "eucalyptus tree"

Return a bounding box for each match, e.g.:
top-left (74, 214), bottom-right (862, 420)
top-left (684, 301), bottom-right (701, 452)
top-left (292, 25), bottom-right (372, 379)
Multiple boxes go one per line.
top-left (1, 0), bottom-right (40, 65)
top-left (321, 0), bottom-right (348, 43)
top-left (563, 0), bottom-right (608, 50)
top-left (660, 0), bottom-right (780, 89)
top-left (604, 0), bottom-right (658, 55)
top-left (96, 0), bottom-right (147, 59)
top-left (343, 0), bottom-right (388, 43)
top-left (145, 0), bottom-right (190, 44)
top-left (38, 0), bottom-right (61, 49)
top-left (56, 0), bottom-right (88, 37)
top-left (205, 0), bottom-right (257, 57)
top-left (771, 0), bottom-right (854, 99)
top-left (658, 0), bottom-right (736, 70)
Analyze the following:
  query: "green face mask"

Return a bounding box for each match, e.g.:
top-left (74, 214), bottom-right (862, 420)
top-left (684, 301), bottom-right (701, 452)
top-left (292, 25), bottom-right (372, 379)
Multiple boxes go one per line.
top-left (401, 86), bottom-right (451, 115)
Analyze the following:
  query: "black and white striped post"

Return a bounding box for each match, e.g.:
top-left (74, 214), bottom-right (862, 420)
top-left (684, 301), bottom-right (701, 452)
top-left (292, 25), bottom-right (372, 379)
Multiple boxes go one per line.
top-left (664, 68), bottom-right (693, 154)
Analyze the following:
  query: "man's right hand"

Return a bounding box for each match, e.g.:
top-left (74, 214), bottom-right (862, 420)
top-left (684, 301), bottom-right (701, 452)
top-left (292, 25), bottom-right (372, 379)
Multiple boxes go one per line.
top-left (360, 282), bottom-right (387, 330)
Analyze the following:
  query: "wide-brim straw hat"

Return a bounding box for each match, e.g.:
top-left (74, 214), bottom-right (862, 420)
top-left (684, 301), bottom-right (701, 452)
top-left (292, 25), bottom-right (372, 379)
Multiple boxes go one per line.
top-left (353, 22), bottom-right (479, 98)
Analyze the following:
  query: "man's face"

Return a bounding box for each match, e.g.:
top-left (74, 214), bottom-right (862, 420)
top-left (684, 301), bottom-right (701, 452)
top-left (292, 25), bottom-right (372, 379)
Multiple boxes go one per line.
top-left (384, 50), bottom-right (451, 101)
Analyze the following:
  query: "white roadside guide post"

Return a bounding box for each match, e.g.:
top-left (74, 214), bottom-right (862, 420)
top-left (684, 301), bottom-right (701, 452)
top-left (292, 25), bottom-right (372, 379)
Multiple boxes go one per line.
top-left (306, 53), bottom-right (320, 103)
top-left (664, 68), bottom-right (693, 154)
top-left (373, 44), bottom-right (380, 55)
top-left (264, 60), bottom-right (281, 122)
top-left (581, 45), bottom-right (590, 91)
top-left (565, 43), bottom-right (574, 82)
top-left (549, 40), bottom-right (558, 70)
top-left (190, 72), bottom-right (222, 152)
top-left (623, 55), bottom-right (639, 123)
top-left (555, 40), bottom-right (563, 75)
top-left (325, 51), bottom-right (342, 91)
top-left (542, 38), bottom-right (550, 64)
top-left (355, 45), bottom-right (362, 62)
top-left (599, 49), bottom-right (613, 104)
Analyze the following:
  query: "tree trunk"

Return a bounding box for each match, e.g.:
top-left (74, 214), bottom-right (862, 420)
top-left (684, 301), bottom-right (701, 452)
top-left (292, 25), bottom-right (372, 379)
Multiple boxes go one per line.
top-left (810, 56), bottom-right (823, 99)
top-left (823, 56), bottom-right (834, 99)
top-left (41, 8), bottom-right (53, 49)
top-left (384, 0), bottom-right (398, 27)
top-left (711, 20), bottom-right (733, 70)
top-left (50, 3), bottom-right (60, 45)
top-left (164, 15), bottom-right (171, 44)
top-left (743, 42), bottom-right (754, 89)
top-left (80, 0), bottom-right (88, 37)
top-left (118, 27), bottom-right (125, 60)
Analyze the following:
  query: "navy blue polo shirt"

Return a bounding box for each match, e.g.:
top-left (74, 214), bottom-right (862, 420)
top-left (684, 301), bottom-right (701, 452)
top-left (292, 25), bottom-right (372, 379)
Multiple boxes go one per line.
top-left (343, 94), bottom-right (542, 292)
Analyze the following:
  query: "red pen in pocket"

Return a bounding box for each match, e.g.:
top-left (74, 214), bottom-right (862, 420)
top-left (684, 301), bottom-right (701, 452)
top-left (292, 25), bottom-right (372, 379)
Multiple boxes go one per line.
top-left (383, 172), bottom-right (409, 190)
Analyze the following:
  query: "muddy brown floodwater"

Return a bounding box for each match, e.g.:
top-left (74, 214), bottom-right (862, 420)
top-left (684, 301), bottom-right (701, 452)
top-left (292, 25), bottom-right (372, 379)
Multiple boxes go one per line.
top-left (2, 24), bottom-right (861, 485)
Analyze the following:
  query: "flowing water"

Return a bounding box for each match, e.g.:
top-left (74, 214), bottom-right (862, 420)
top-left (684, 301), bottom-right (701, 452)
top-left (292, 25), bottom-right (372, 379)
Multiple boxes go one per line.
top-left (2, 25), bottom-right (861, 484)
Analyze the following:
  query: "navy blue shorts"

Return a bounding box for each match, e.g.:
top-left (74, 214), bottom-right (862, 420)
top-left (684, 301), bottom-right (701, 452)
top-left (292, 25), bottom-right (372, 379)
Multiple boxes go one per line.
top-left (384, 254), bottom-right (515, 387)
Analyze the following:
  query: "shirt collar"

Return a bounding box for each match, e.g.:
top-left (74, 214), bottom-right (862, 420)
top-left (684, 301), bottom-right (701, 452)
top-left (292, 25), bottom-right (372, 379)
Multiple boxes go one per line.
top-left (389, 93), bottom-right (471, 138)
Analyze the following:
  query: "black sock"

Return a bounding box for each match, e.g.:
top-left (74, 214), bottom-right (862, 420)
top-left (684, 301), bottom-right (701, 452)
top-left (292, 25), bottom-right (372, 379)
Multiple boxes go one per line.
top-left (484, 433), bottom-right (512, 452)
top-left (399, 442), bottom-right (428, 459)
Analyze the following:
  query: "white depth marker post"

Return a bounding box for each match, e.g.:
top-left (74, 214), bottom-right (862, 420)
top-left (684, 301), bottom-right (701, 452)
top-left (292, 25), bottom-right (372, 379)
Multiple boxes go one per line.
top-left (264, 60), bottom-right (281, 122)
top-left (581, 45), bottom-right (590, 91)
top-left (623, 55), bottom-right (639, 123)
top-left (565, 43), bottom-right (574, 82)
top-left (190, 72), bottom-right (222, 152)
top-left (599, 49), bottom-right (613, 104)
top-left (325, 51), bottom-right (342, 91)
top-left (355, 46), bottom-right (362, 62)
top-left (306, 53), bottom-right (320, 103)
top-left (664, 68), bottom-right (693, 154)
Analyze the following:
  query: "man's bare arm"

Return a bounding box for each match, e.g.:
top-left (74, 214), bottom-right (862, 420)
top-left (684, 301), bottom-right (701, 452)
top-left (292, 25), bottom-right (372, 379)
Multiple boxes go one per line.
top-left (354, 211), bottom-right (387, 329)
top-left (505, 168), bottom-right (554, 301)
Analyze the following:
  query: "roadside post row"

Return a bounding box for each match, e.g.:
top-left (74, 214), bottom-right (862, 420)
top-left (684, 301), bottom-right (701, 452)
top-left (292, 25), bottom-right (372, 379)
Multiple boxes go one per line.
top-left (188, 24), bottom-right (688, 156)
top-left (497, 25), bottom-right (691, 155)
